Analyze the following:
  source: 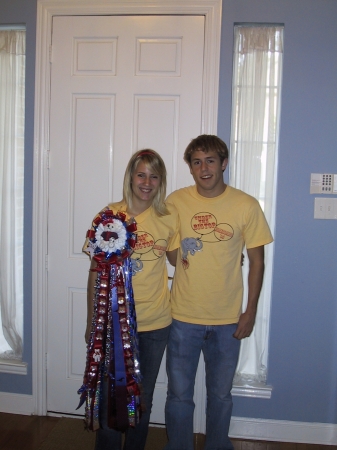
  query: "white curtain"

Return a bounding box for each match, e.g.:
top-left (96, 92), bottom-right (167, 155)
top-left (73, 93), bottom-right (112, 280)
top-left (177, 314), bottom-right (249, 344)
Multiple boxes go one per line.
top-left (230, 26), bottom-right (283, 384)
top-left (0, 30), bottom-right (25, 359)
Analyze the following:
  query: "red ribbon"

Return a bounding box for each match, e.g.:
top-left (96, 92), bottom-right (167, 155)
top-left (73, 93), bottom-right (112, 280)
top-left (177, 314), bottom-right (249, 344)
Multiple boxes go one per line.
top-left (87, 229), bottom-right (95, 239)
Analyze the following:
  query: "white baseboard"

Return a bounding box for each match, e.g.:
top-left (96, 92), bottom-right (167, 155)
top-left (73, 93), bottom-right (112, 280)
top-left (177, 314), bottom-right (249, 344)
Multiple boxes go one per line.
top-left (230, 416), bottom-right (337, 445)
top-left (0, 396), bottom-right (335, 446)
top-left (0, 392), bottom-right (34, 415)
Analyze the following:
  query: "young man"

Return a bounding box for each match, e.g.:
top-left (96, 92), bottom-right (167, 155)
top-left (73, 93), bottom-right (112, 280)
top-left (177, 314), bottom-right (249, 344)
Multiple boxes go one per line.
top-left (165, 135), bottom-right (273, 450)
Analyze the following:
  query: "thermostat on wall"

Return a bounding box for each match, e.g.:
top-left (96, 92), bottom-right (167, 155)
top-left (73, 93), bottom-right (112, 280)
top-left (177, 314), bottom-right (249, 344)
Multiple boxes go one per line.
top-left (310, 173), bottom-right (337, 194)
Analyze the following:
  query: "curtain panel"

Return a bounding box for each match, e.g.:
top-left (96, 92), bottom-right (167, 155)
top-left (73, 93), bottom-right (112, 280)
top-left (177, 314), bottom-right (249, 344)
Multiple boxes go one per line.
top-left (230, 26), bottom-right (283, 385)
top-left (0, 29), bottom-right (25, 359)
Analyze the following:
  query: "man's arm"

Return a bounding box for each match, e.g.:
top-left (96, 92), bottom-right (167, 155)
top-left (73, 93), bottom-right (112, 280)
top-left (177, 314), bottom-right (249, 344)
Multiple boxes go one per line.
top-left (85, 258), bottom-right (97, 343)
top-left (233, 245), bottom-right (265, 340)
top-left (166, 248), bottom-right (178, 267)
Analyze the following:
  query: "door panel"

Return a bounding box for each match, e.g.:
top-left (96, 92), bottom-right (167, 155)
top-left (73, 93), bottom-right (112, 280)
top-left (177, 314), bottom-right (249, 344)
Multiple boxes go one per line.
top-left (47, 15), bottom-right (204, 420)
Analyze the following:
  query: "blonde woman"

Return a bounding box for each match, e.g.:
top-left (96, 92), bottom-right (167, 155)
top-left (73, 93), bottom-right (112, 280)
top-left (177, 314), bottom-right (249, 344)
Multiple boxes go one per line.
top-left (83, 149), bottom-right (179, 450)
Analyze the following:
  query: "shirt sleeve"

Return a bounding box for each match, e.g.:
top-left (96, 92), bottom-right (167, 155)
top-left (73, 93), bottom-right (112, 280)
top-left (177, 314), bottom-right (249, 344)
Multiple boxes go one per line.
top-left (243, 199), bottom-right (274, 249)
top-left (166, 203), bottom-right (181, 251)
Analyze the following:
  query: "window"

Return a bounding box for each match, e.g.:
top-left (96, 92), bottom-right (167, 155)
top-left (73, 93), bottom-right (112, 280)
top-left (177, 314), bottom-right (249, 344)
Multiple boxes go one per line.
top-left (0, 28), bottom-right (25, 360)
top-left (230, 25), bottom-right (283, 388)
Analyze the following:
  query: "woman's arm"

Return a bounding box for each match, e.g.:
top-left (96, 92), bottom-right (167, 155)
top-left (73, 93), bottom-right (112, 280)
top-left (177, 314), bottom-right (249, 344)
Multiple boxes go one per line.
top-left (85, 258), bottom-right (98, 343)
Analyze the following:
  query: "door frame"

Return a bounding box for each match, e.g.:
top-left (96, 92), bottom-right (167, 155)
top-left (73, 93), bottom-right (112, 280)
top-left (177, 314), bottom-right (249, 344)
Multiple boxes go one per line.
top-left (33, 0), bottom-right (222, 429)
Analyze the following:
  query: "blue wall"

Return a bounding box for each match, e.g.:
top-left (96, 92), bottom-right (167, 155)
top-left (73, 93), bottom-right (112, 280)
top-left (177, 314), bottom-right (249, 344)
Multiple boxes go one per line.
top-left (218, 0), bottom-right (337, 424)
top-left (1, 0), bottom-right (337, 424)
top-left (0, 0), bottom-right (36, 395)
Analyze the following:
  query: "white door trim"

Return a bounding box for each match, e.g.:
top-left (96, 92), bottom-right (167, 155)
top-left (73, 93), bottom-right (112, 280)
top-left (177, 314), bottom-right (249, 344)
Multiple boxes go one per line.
top-left (33, 0), bottom-right (222, 428)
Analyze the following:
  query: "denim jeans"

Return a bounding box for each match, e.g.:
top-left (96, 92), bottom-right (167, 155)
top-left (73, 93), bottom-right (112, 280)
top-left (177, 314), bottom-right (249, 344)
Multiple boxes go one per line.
top-left (165, 319), bottom-right (240, 450)
top-left (95, 325), bottom-right (170, 450)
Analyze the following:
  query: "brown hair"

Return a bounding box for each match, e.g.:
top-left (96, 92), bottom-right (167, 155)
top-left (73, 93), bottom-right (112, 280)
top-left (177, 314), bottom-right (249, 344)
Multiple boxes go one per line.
top-left (184, 135), bottom-right (229, 165)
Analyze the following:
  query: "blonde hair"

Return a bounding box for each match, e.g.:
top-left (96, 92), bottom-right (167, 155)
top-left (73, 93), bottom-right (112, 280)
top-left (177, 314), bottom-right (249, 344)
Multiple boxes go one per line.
top-left (123, 149), bottom-right (169, 216)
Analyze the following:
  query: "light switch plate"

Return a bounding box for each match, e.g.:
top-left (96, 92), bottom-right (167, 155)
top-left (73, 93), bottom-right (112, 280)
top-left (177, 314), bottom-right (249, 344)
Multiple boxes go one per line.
top-left (314, 197), bottom-right (337, 219)
top-left (314, 198), bottom-right (326, 219)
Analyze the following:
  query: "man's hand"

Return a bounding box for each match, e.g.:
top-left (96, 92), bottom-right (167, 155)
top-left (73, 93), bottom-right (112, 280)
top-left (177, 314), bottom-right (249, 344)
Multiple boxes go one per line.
top-left (233, 310), bottom-right (256, 340)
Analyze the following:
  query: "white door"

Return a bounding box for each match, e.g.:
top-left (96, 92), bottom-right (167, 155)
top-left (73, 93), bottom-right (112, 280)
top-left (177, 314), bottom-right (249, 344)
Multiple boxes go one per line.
top-left (47, 15), bottom-right (204, 420)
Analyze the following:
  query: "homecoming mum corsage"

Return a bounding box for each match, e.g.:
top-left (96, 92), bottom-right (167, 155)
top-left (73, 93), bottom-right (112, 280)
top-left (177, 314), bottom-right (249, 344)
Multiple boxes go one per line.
top-left (77, 208), bottom-right (141, 432)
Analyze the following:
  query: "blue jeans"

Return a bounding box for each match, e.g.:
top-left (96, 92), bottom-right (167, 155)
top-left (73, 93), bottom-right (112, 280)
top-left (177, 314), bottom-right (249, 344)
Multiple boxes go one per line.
top-left (95, 325), bottom-right (170, 450)
top-left (165, 320), bottom-right (240, 450)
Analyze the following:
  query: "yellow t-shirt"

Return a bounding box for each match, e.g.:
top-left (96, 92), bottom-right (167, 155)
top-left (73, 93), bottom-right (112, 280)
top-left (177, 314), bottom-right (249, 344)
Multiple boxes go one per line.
top-left (167, 185), bottom-right (273, 325)
top-left (83, 201), bottom-right (180, 332)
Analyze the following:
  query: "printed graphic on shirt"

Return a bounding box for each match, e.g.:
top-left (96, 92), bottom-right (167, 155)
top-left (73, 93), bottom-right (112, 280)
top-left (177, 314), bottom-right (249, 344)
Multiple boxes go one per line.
top-left (131, 230), bottom-right (168, 275)
top-left (181, 211), bottom-right (234, 269)
top-left (181, 237), bottom-right (203, 262)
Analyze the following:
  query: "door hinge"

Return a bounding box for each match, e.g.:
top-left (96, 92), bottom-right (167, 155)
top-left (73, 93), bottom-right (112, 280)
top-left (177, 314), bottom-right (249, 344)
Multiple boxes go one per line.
top-left (45, 352), bottom-right (48, 370)
top-left (49, 45), bottom-right (53, 63)
top-left (45, 254), bottom-right (49, 270)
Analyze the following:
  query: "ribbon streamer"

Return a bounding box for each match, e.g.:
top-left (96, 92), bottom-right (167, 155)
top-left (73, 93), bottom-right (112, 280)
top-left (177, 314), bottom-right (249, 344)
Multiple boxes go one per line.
top-left (77, 209), bottom-right (141, 431)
